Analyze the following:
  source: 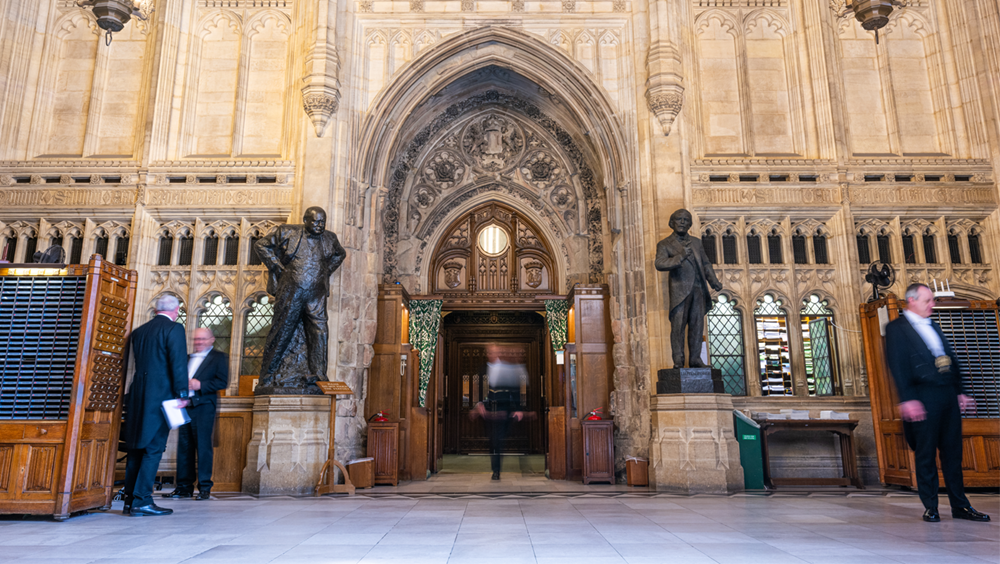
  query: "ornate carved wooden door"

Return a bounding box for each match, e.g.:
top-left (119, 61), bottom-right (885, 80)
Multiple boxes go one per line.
top-left (442, 312), bottom-right (545, 455)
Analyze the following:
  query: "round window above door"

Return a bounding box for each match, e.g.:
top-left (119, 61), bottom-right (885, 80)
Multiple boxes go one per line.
top-left (477, 225), bottom-right (509, 256)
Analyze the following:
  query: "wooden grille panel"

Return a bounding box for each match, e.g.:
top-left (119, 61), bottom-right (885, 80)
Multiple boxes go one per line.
top-left (932, 309), bottom-right (1000, 418)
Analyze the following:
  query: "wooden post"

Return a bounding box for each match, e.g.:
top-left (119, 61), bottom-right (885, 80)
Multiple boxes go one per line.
top-left (314, 381), bottom-right (356, 496)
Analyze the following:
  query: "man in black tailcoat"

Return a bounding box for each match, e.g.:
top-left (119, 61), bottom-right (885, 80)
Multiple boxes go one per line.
top-left (162, 328), bottom-right (229, 500)
top-left (654, 209), bottom-right (723, 368)
top-left (885, 283), bottom-right (990, 523)
top-left (122, 294), bottom-right (189, 516)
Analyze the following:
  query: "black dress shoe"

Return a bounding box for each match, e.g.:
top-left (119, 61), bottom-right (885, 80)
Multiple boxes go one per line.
top-left (130, 504), bottom-right (174, 516)
top-left (952, 507), bottom-right (991, 521)
top-left (923, 508), bottom-right (940, 522)
top-left (122, 503), bottom-right (131, 515)
top-left (491, 472), bottom-right (500, 481)
top-left (195, 491), bottom-right (211, 500)
top-left (161, 489), bottom-right (192, 499)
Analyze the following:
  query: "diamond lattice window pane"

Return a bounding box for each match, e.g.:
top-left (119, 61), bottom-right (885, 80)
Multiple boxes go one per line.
top-left (708, 295), bottom-right (747, 396)
top-left (241, 295), bottom-right (273, 376)
top-left (197, 295), bottom-right (233, 354)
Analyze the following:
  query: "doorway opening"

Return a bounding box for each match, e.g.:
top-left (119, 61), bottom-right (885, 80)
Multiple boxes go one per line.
top-left (435, 310), bottom-right (548, 475)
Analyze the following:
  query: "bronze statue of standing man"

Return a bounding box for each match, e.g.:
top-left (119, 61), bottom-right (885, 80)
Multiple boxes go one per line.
top-left (655, 209), bottom-right (723, 369)
top-left (254, 206), bottom-right (346, 393)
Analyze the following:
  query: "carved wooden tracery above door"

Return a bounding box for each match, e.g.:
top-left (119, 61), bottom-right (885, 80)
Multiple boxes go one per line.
top-left (430, 202), bottom-right (556, 302)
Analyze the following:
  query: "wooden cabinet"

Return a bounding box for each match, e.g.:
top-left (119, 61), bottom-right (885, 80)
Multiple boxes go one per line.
top-left (0, 256), bottom-right (137, 519)
top-left (582, 420), bottom-right (614, 484)
top-left (367, 422), bottom-right (398, 486)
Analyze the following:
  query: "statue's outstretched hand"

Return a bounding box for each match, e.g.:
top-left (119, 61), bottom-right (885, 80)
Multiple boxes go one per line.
top-left (711, 280), bottom-right (724, 292)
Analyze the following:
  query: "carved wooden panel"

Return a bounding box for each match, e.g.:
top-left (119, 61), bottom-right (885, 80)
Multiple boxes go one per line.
top-left (24, 446), bottom-right (57, 493)
top-left (368, 422), bottom-right (399, 486)
top-left (0, 446), bottom-right (12, 493)
top-left (582, 420), bottom-right (614, 484)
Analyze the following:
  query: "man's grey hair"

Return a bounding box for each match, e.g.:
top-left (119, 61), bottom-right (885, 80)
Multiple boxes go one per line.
top-left (904, 283), bottom-right (930, 302)
top-left (155, 294), bottom-right (180, 313)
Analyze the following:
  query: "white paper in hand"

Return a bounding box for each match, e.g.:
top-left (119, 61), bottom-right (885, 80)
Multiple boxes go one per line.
top-left (161, 399), bottom-right (191, 429)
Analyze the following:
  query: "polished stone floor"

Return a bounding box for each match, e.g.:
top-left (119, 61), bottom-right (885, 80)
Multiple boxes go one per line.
top-left (1, 480), bottom-right (997, 564)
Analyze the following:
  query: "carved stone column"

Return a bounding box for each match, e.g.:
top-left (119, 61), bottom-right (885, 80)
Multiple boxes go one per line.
top-left (300, 0), bottom-right (341, 137)
top-left (644, 0), bottom-right (684, 135)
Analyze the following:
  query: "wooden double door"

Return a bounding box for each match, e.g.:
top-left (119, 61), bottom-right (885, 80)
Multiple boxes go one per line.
top-left (441, 311), bottom-right (546, 455)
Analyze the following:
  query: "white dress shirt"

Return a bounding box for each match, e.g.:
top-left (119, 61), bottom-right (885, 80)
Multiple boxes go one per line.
top-left (902, 309), bottom-right (945, 357)
top-left (187, 348), bottom-right (212, 381)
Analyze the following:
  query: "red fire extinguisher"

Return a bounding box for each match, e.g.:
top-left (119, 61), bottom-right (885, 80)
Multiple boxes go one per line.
top-left (370, 411), bottom-right (389, 422)
top-left (585, 407), bottom-right (603, 421)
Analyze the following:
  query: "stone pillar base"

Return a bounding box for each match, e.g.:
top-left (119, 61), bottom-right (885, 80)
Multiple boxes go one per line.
top-left (650, 394), bottom-right (744, 494)
top-left (242, 395), bottom-right (331, 496)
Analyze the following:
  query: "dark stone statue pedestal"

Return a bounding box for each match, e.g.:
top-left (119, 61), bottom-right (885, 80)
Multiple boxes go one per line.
top-left (656, 367), bottom-right (724, 394)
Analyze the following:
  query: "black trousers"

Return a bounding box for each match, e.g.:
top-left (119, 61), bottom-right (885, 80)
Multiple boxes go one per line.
top-left (176, 402), bottom-right (216, 492)
top-left (124, 419), bottom-right (169, 507)
top-left (669, 284), bottom-right (707, 367)
top-left (489, 414), bottom-right (512, 474)
top-left (912, 396), bottom-right (970, 511)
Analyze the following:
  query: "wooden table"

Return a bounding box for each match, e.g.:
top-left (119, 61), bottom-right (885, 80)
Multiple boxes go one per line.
top-left (754, 419), bottom-right (864, 489)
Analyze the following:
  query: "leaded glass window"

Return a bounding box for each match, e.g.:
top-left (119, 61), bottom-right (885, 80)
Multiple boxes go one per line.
top-left (801, 295), bottom-right (838, 397)
top-left (754, 295), bottom-right (792, 396)
top-left (197, 295), bottom-right (233, 354)
top-left (241, 295), bottom-right (273, 377)
top-left (708, 295), bottom-right (746, 396)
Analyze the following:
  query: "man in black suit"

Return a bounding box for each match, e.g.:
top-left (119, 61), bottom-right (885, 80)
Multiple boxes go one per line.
top-left (885, 283), bottom-right (990, 523)
top-left (122, 295), bottom-right (189, 516)
top-left (654, 209), bottom-right (723, 368)
top-left (163, 328), bottom-right (229, 500)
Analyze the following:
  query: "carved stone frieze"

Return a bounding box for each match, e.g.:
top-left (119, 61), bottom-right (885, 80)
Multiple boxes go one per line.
top-left (848, 186), bottom-right (996, 206)
top-left (422, 150), bottom-right (466, 190)
top-left (0, 189), bottom-right (136, 207)
top-left (145, 188), bottom-right (293, 207)
top-left (693, 186), bottom-right (841, 206)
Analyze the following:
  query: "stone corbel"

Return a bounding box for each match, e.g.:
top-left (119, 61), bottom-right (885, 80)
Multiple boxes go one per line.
top-left (645, 84), bottom-right (684, 136)
top-left (302, 84), bottom-right (341, 137)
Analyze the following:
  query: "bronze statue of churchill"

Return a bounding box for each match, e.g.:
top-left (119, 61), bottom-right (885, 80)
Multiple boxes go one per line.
top-left (254, 206), bottom-right (346, 393)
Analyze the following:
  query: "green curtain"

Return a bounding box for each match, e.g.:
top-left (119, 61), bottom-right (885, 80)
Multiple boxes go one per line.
top-left (408, 299), bottom-right (442, 407)
top-left (544, 299), bottom-right (569, 352)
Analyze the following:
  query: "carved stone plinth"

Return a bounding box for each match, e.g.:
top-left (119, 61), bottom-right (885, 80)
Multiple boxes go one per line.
top-left (650, 394), bottom-right (744, 494)
top-left (242, 395), bottom-right (331, 496)
top-left (656, 368), bottom-right (723, 394)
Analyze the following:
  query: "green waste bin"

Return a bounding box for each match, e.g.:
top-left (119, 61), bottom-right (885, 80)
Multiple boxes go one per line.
top-left (733, 411), bottom-right (765, 490)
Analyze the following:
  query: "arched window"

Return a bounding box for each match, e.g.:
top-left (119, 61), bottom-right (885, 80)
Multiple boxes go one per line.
top-left (248, 235), bottom-right (263, 265)
top-left (94, 234), bottom-right (109, 260)
top-left (856, 232), bottom-right (871, 264)
top-left (876, 230), bottom-right (892, 263)
top-left (801, 295), bottom-right (839, 397)
top-left (792, 231), bottom-right (807, 265)
top-left (114, 235), bottom-right (129, 266)
top-left (947, 230), bottom-right (962, 264)
top-left (24, 234), bottom-right (38, 263)
top-left (69, 235), bottom-right (83, 264)
top-left (747, 229), bottom-right (763, 264)
top-left (922, 228), bottom-right (937, 264)
top-left (197, 295), bottom-right (233, 354)
top-left (240, 295), bottom-right (274, 377)
top-left (157, 234), bottom-right (173, 265)
top-left (2, 233), bottom-right (16, 262)
top-left (702, 228), bottom-right (718, 265)
top-left (223, 235), bottom-right (240, 265)
top-left (969, 230), bottom-right (983, 264)
top-left (203, 234), bottom-right (219, 265)
top-left (178, 234), bottom-right (194, 266)
top-left (708, 295), bottom-right (746, 396)
top-left (812, 230), bottom-right (829, 264)
top-left (754, 294), bottom-right (791, 396)
top-left (902, 229), bottom-right (917, 264)
top-left (722, 229), bottom-right (738, 265)
top-left (767, 228), bottom-right (783, 264)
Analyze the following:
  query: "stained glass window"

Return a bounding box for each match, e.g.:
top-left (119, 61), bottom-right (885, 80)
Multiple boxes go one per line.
top-left (197, 294), bottom-right (233, 354)
top-left (801, 295), bottom-right (838, 396)
top-left (754, 294), bottom-right (791, 396)
top-left (708, 295), bottom-right (746, 396)
top-left (240, 295), bottom-right (273, 377)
